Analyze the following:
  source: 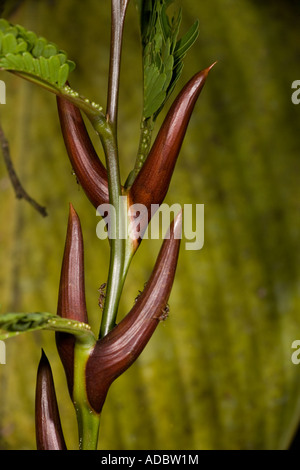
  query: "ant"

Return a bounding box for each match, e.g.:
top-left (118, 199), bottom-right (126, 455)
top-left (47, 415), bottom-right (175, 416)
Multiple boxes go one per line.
top-left (98, 283), bottom-right (107, 310)
top-left (134, 282), bottom-right (149, 304)
top-left (157, 303), bottom-right (169, 321)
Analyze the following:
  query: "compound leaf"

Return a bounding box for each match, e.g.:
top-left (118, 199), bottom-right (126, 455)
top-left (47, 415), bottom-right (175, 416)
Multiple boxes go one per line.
top-left (0, 18), bottom-right (74, 90)
top-left (139, 0), bottom-right (199, 121)
top-left (0, 312), bottom-right (95, 343)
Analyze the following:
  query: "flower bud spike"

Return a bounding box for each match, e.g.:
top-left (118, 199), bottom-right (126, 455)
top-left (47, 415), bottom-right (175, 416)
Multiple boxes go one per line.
top-left (85, 211), bottom-right (182, 413)
top-left (129, 64), bottom-right (215, 240)
top-left (57, 94), bottom-right (109, 208)
top-left (56, 203), bottom-right (88, 398)
top-left (35, 349), bottom-right (67, 450)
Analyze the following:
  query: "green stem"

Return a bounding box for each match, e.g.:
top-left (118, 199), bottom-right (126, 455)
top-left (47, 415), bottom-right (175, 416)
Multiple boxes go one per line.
top-left (91, 116), bottom-right (125, 338)
top-left (73, 337), bottom-right (100, 450)
top-left (87, 1), bottom-right (130, 339)
top-left (124, 116), bottom-right (154, 188)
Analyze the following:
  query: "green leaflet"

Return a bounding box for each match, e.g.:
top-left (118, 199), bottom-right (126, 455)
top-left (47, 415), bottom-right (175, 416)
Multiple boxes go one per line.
top-left (174, 19), bottom-right (199, 62)
top-left (39, 55), bottom-right (50, 80)
top-left (3, 53), bottom-right (24, 69)
top-left (58, 62), bottom-right (70, 88)
top-left (2, 33), bottom-right (18, 54)
top-left (42, 43), bottom-right (57, 58)
top-left (23, 51), bottom-right (34, 73)
top-left (144, 64), bottom-right (167, 117)
top-left (49, 54), bottom-right (61, 84)
top-left (0, 312), bottom-right (95, 343)
top-left (0, 18), bottom-right (75, 89)
top-left (32, 37), bottom-right (48, 57)
top-left (138, 0), bottom-right (199, 120)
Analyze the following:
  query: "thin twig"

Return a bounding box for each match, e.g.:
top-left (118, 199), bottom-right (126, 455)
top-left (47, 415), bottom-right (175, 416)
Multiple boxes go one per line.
top-left (0, 123), bottom-right (47, 217)
top-left (106, 0), bottom-right (130, 133)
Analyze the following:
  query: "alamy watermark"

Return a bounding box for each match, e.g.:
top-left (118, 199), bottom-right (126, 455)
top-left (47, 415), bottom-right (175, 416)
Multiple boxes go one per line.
top-left (96, 197), bottom-right (204, 251)
top-left (0, 80), bottom-right (6, 104)
top-left (291, 340), bottom-right (300, 364)
top-left (0, 340), bottom-right (6, 364)
top-left (291, 80), bottom-right (300, 105)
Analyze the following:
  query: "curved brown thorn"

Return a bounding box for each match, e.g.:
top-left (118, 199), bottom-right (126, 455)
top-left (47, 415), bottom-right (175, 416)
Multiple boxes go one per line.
top-left (129, 64), bottom-right (215, 240)
top-left (35, 349), bottom-right (67, 450)
top-left (85, 211), bottom-right (182, 413)
top-left (55, 203), bottom-right (88, 398)
top-left (57, 95), bottom-right (109, 208)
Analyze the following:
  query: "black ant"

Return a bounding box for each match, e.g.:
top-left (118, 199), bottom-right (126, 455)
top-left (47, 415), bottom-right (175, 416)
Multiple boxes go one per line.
top-left (98, 283), bottom-right (107, 310)
top-left (134, 282), bottom-right (148, 304)
top-left (157, 303), bottom-right (169, 321)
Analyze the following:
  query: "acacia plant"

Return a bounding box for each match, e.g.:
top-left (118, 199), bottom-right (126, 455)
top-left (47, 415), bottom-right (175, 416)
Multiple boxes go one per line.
top-left (0, 0), bottom-right (214, 449)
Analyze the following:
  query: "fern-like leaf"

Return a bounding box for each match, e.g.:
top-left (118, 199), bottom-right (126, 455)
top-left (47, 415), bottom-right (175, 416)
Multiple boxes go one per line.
top-left (126, 0), bottom-right (199, 187)
top-left (137, 0), bottom-right (199, 121)
top-left (0, 18), bottom-right (75, 89)
top-left (0, 19), bottom-right (104, 119)
top-left (0, 312), bottom-right (95, 344)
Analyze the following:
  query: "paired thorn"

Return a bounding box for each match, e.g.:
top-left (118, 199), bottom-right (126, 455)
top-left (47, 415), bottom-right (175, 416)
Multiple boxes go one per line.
top-left (55, 205), bottom-right (182, 415)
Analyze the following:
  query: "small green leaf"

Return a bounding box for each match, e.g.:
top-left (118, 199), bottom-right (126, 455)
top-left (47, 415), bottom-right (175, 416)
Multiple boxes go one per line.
top-left (144, 90), bottom-right (166, 118)
top-left (15, 39), bottom-right (28, 53)
top-left (2, 34), bottom-right (17, 54)
top-left (144, 63), bottom-right (159, 91)
top-left (145, 71), bottom-right (167, 104)
top-left (23, 30), bottom-right (37, 49)
top-left (0, 19), bottom-right (9, 32)
top-left (32, 37), bottom-right (47, 57)
top-left (67, 59), bottom-right (76, 73)
top-left (0, 57), bottom-right (10, 68)
top-left (42, 43), bottom-right (57, 58)
top-left (33, 57), bottom-right (41, 76)
top-left (22, 51), bottom-right (34, 72)
top-left (4, 53), bottom-right (24, 69)
top-left (58, 62), bottom-right (69, 87)
top-left (49, 55), bottom-right (61, 83)
top-left (57, 53), bottom-right (67, 65)
top-left (5, 26), bottom-right (18, 38)
top-left (174, 19), bottom-right (199, 62)
top-left (39, 55), bottom-right (50, 80)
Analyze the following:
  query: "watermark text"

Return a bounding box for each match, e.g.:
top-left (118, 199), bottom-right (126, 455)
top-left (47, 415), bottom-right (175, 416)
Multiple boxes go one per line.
top-left (0, 340), bottom-right (6, 364)
top-left (96, 197), bottom-right (204, 251)
top-left (0, 80), bottom-right (6, 104)
top-left (291, 80), bottom-right (300, 104)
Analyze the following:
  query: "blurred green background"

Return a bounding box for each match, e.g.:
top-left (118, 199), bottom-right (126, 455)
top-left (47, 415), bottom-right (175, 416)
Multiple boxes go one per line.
top-left (1, 0), bottom-right (300, 450)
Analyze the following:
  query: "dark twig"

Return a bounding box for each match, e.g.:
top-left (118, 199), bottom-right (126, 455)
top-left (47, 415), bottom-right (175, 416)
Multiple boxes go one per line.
top-left (0, 123), bottom-right (48, 217)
